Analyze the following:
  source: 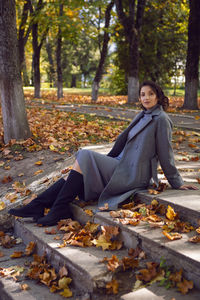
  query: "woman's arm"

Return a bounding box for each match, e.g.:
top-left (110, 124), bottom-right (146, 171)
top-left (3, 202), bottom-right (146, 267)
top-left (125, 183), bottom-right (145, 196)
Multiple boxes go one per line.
top-left (155, 114), bottom-right (197, 189)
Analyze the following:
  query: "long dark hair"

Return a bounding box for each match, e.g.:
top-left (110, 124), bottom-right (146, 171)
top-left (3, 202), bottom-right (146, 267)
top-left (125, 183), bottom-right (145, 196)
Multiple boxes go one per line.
top-left (139, 80), bottom-right (169, 111)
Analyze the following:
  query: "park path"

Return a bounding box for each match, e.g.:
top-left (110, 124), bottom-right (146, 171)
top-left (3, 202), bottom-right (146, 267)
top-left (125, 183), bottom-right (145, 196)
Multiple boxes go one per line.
top-left (27, 100), bottom-right (200, 131)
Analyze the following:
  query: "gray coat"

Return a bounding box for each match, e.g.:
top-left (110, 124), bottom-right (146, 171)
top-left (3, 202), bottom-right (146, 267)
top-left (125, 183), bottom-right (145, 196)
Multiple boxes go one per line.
top-left (97, 105), bottom-right (184, 209)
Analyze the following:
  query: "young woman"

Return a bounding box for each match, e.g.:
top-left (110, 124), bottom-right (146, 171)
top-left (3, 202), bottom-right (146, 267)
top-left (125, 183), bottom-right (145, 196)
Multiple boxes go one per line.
top-left (9, 81), bottom-right (198, 226)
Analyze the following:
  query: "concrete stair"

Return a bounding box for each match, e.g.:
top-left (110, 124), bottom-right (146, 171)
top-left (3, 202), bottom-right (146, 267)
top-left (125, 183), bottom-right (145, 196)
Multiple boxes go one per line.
top-left (4, 187), bottom-right (199, 299)
top-left (1, 144), bottom-right (200, 299)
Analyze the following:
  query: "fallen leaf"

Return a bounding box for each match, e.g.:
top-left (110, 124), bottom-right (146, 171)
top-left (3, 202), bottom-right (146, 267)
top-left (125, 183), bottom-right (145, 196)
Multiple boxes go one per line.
top-left (188, 235), bottom-right (200, 243)
top-left (35, 161), bottom-right (43, 165)
top-left (59, 266), bottom-right (68, 278)
top-left (25, 241), bottom-right (36, 256)
top-left (84, 209), bottom-right (93, 216)
top-left (92, 234), bottom-right (112, 250)
top-left (45, 228), bottom-right (57, 235)
top-left (20, 283), bottom-right (30, 290)
top-left (1, 176), bottom-right (13, 184)
top-left (10, 251), bottom-right (23, 258)
top-left (162, 231), bottom-right (182, 241)
top-left (59, 288), bottom-right (72, 298)
top-left (106, 279), bottom-right (119, 294)
top-left (101, 255), bottom-right (120, 272)
top-left (166, 205), bottom-right (177, 221)
top-left (177, 278), bottom-right (193, 294)
top-left (34, 170), bottom-right (44, 176)
top-left (0, 251), bottom-right (4, 257)
top-left (58, 276), bottom-right (72, 289)
top-left (0, 202), bottom-right (6, 210)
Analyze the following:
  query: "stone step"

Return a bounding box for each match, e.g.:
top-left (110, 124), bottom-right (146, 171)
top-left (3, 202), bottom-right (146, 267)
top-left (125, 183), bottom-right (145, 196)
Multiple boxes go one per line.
top-left (71, 202), bottom-right (200, 290)
top-left (135, 188), bottom-right (200, 227)
top-left (9, 215), bottom-right (200, 300)
top-left (13, 218), bottom-right (128, 295)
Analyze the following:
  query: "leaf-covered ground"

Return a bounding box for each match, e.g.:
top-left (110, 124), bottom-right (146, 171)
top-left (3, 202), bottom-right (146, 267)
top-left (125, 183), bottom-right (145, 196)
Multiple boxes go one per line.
top-left (24, 89), bottom-right (200, 112)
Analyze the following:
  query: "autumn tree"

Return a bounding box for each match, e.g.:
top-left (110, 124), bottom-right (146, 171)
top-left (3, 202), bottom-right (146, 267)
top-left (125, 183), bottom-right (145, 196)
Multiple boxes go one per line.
top-left (115, 0), bottom-right (146, 103)
top-left (139, 0), bottom-right (188, 86)
top-left (0, 0), bottom-right (31, 143)
top-left (92, 0), bottom-right (114, 101)
top-left (56, 2), bottom-right (63, 99)
top-left (29, 0), bottom-right (49, 98)
top-left (16, 0), bottom-right (33, 74)
top-left (183, 0), bottom-right (200, 109)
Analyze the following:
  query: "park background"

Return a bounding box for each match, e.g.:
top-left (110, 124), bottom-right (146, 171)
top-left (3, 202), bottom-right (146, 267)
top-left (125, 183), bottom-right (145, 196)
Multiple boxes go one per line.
top-left (0, 0), bottom-right (200, 146)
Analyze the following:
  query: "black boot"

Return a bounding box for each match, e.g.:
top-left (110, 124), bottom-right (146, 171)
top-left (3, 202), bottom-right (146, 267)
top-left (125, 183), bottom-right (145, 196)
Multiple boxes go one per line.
top-left (37, 170), bottom-right (84, 226)
top-left (8, 178), bottom-right (65, 220)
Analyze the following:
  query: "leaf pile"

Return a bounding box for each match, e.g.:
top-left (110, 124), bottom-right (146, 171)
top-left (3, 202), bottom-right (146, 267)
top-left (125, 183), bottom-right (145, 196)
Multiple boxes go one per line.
top-left (0, 107), bottom-right (128, 155)
top-left (24, 90), bottom-right (200, 110)
top-left (100, 249), bottom-right (194, 295)
top-left (0, 240), bottom-right (73, 298)
top-left (110, 200), bottom-right (196, 242)
top-left (57, 219), bottom-right (123, 251)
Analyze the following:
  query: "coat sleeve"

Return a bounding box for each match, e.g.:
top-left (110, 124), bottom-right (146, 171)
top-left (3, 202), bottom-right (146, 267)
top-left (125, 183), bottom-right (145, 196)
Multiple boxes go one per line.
top-left (155, 114), bottom-right (184, 188)
top-left (107, 130), bottom-right (128, 157)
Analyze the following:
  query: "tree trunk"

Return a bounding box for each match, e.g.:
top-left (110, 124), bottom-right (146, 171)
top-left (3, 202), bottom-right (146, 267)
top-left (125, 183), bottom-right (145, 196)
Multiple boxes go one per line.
top-left (18, 0), bottom-right (32, 72)
top-left (92, 81), bottom-right (99, 101)
top-left (183, 0), bottom-right (200, 109)
top-left (91, 0), bottom-right (114, 101)
top-left (32, 23), bottom-right (41, 98)
top-left (0, 0), bottom-right (31, 143)
top-left (45, 37), bottom-right (56, 87)
top-left (56, 3), bottom-right (63, 99)
top-left (71, 75), bottom-right (76, 88)
top-left (21, 59), bottom-right (30, 86)
top-left (115, 0), bottom-right (146, 103)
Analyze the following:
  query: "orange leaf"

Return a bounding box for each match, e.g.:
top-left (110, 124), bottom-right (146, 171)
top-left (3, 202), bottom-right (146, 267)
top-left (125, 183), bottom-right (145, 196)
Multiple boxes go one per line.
top-left (106, 279), bottom-right (119, 294)
top-left (10, 251), bottom-right (23, 258)
top-left (162, 231), bottom-right (182, 241)
top-left (121, 257), bottom-right (139, 270)
top-left (188, 143), bottom-right (197, 148)
top-left (1, 176), bottom-right (12, 184)
top-left (34, 170), bottom-right (44, 176)
top-left (35, 161), bottom-right (43, 165)
top-left (25, 241), bottom-right (36, 256)
top-left (177, 278), bottom-right (193, 294)
top-left (45, 228), bottom-right (57, 235)
top-left (0, 251), bottom-right (4, 257)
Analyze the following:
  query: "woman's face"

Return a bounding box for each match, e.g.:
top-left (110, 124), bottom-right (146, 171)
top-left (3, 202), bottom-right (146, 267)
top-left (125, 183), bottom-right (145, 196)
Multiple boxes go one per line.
top-left (139, 85), bottom-right (158, 110)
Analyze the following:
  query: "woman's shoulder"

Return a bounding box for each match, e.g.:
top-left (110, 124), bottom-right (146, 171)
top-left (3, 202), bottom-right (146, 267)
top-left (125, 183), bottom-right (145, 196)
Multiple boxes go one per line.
top-left (155, 110), bottom-right (173, 128)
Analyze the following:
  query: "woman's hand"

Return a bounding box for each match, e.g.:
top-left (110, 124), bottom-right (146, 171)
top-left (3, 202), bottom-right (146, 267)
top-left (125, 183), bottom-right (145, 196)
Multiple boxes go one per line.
top-left (179, 184), bottom-right (199, 190)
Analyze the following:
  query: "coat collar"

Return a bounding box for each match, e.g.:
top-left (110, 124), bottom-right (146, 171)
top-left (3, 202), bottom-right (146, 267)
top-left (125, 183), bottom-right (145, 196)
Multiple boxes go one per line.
top-left (127, 105), bottom-right (163, 143)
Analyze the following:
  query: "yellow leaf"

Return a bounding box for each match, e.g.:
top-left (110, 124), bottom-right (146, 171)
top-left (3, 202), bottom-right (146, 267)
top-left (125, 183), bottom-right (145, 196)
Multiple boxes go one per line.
top-left (0, 202), bottom-right (6, 211)
top-left (49, 145), bottom-right (56, 151)
top-left (92, 234), bottom-right (112, 250)
top-left (59, 288), bottom-right (72, 298)
top-left (166, 205), bottom-right (177, 221)
top-left (58, 276), bottom-right (72, 289)
top-left (84, 209), bottom-right (93, 216)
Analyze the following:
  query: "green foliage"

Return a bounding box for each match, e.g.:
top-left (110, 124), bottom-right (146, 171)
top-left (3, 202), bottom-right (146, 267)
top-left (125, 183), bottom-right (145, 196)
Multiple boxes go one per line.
top-left (139, 0), bottom-right (189, 85)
